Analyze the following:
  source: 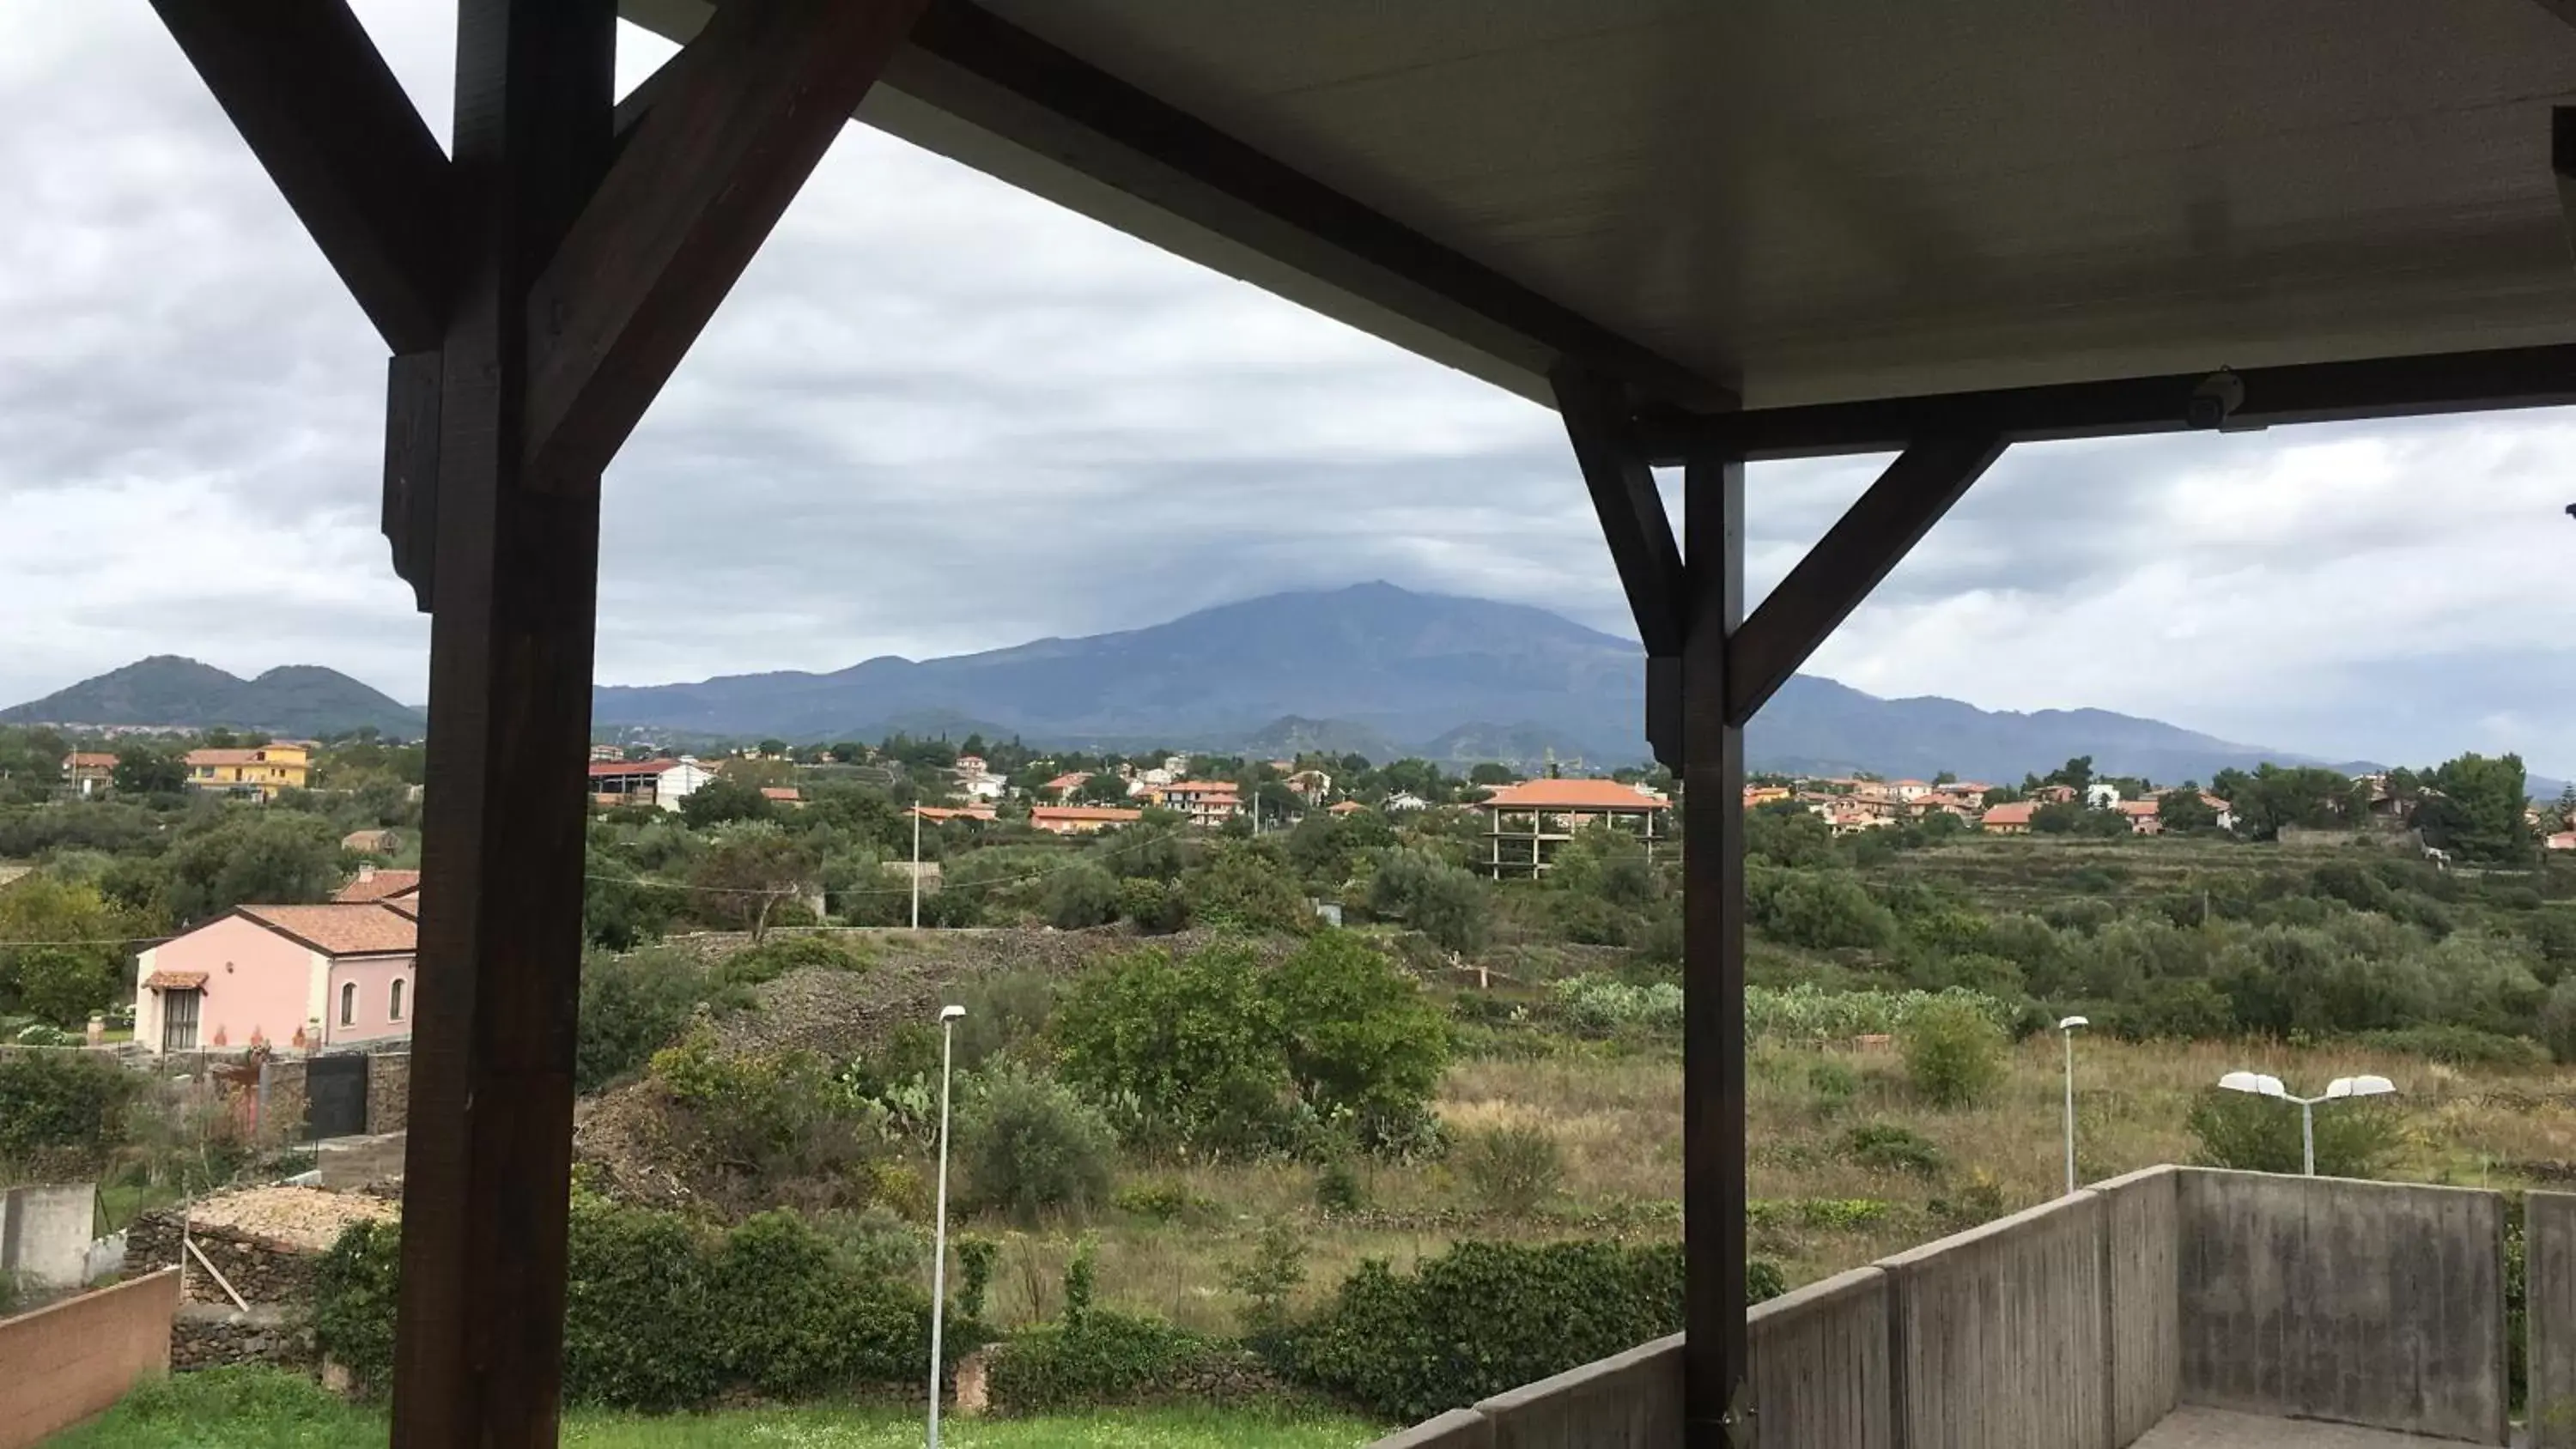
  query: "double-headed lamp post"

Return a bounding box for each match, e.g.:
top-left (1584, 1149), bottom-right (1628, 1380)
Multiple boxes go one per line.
top-left (2057, 1016), bottom-right (2088, 1195)
top-left (2215, 1070), bottom-right (2397, 1177)
top-left (927, 1003), bottom-right (966, 1448)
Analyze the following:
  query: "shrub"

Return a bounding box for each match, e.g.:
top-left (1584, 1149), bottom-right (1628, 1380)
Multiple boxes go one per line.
top-left (1929, 1167), bottom-right (2008, 1226)
top-left (1224, 1217), bottom-right (1309, 1333)
top-left (2185, 1087), bottom-right (2403, 1179)
top-left (1289, 1240), bottom-right (1684, 1422)
top-left (1043, 862), bottom-right (1123, 930)
top-left (1745, 1258), bottom-right (1788, 1304)
top-left (1116, 876), bottom-right (1189, 933)
top-left (1110, 1178), bottom-right (1210, 1223)
top-left (646, 1032), bottom-right (884, 1211)
top-left (987, 1309), bottom-right (1247, 1413)
top-left (2544, 978), bottom-right (2576, 1064)
top-left (1745, 984), bottom-right (2015, 1044)
top-left (1368, 848), bottom-right (1490, 952)
top-left (1840, 1122), bottom-right (1946, 1177)
top-left (315, 1199), bottom-right (931, 1411)
top-left (1055, 942), bottom-right (1285, 1154)
top-left (1180, 843), bottom-right (1314, 936)
top-left (957, 1062), bottom-right (1116, 1218)
top-left (714, 933), bottom-right (867, 988)
top-left (1457, 1123), bottom-right (1564, 1216)
top-left (1315, 1159), bottom-right (1367, 1213)
top-left (1902, 998), bottom-right (2008, 1107)
top-left (1264, 931), bottom-right (1448, 1144)
top-left (310, 1218), bottom-right (403, 1393)
top-left (1749, 865), bottom-right (1898, 951)
top-left (0, 1050), bottom-right (140, 1169)
top-left (574, 948), bottom-right (710, 1093)
top-left (1806, 1060), bottom-right (1860, 1114)
top-left (1551, 974), bottom-right (1684, 1035)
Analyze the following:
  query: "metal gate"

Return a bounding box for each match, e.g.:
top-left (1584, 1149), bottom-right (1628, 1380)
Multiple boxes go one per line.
top-left (304, 1052), bottom-right (369, 1140)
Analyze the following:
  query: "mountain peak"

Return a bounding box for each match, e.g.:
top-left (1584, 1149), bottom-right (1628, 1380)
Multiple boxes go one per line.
top-left (1, 658), bottom-right (423, 737)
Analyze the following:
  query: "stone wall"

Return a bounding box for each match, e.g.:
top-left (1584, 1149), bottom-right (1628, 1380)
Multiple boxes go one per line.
top-left (367, 1052), bottom-right (410, 1133)
top-left (127, 1211), bottom-right (319, 1307)
top-left (172, 1302), bottom-right (308, 1372)
top-left (0, 1268), bottom-right (179, 1449)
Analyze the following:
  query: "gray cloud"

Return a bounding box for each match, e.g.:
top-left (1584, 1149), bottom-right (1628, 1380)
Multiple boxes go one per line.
top-left (3, 6), bottom-right (2572, 779)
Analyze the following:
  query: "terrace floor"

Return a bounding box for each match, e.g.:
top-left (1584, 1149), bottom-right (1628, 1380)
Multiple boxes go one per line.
top-left (2134, 1408), bottom-right (2465, 1447)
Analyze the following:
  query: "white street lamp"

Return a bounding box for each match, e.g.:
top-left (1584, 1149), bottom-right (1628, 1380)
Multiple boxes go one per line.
top-left (2057, 1016), bottom-right (2088, 1195)
top-left (910, 806), bottom-right (923, 931)
top-left (927, 1003), bottom-right (966, 1448)
top-left (2216, 1070), bottom-right (2397, 1176)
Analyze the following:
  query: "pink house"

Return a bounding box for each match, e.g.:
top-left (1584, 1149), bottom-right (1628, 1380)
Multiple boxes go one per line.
top-left (133, 903), bottom-right (418, 1055)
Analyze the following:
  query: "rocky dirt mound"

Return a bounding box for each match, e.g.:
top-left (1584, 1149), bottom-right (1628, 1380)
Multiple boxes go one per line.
top-left (704, 926), bottom-right (1288, 1059)
top-left (185, 1185), bottom-right (395, 1250)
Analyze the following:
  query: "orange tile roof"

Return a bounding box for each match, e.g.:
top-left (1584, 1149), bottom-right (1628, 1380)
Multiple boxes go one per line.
top-left (185, 748), bottom-right (288, 767)
top-left (587, 757), bottom-right (684, 778)
top-left (1043, 772), bottom-right (1091, 791)
top-left (1980, 802), bottom-right (2038, 826)
top-left (910, 805), bottom-right (996, 822)
top-left (2117, 799), bottom-right (2160, 816)
top-left (760, 786), bottom-right (802, 802)
top-left (143, 970), bottom-right (210, 990)
top-left (237, 903), bottom-right (417, 956)
top-left (1481, 779), bottom-right (1669, 811)
top-left (1327, 800), bottom-right (1365, 815)
top-left (65, 752), bottom-right (118, 769)
top-left (334, 870), bottom-right (422, 903)
top-left (1033, 805), bottom-right (1143, 824)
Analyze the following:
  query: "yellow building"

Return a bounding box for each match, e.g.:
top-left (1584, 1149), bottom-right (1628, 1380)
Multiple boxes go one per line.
top-left (184, 743), bottom-right (311, 800)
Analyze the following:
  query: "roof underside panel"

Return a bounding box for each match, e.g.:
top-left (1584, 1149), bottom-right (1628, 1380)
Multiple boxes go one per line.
top-left (623, 0), bottom-right (2576, 409)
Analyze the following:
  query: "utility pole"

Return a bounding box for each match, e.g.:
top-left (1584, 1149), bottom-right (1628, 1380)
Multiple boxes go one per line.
top-left (910, 805), bottom-right (921, 931)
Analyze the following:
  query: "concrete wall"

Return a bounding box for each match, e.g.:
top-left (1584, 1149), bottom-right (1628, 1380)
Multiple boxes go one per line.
top-left (2527, 1191), bottom-right (2576, 1446)
top-left (0, 1182), bottom-right (95, 1289)
top-left (1882, 1191), bottom-right (2108, 1449)
top-left (0, 1268), bottom-right (179, 1449)
top-left (1746, 1266), bottom-right (1891, 1449)
top-left (2097, 1166), bottom-right (2180, 1444)
top-left (2177, 1169), bottom-right (2506, 1445)
top-left (1473, 1332), bottom-right (1684, 1448)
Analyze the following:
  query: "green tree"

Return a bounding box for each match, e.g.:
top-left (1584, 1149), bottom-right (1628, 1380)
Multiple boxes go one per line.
top-left (1467, 762), bottom-right (1514, 786)
top-left (1042, 862), bottom-right (1121, 930)
top-left (1054, 942), bottom-right (1284, 1153)
top-left (111, 743), bottom-right (187, 796)
top-left (687, 824), bottom-right (811, 943)
top-left (161, 811), bottom-right (344, 922)
top-left (956, 1061), bottom-right (1116, 1218)
top-left (1366, 847), bottom-right (1489, 953)
top-left (1261, 932), bottom-right (1447, 1140)
top-left (2416, 752), bottom-right (2531, 864)
top-left (0, 875), bottom-right (134, 1026)
top-left (679, 777), bottom-right (774, 829)
top-left (1181, 843), bottom-right (1314, 935)
top-left (2157, 788), bottom-right (2219, 834)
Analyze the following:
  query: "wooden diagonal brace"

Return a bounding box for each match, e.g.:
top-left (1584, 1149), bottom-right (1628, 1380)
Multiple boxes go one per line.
top-left (1553, 363), bottom-right (1690, 766)
top-left (149, 0), bottom-right (454, 354)
top-left (1725, 430), bottom-right (2008, 725)
top-left (522, 0), bottom-right (933, 488)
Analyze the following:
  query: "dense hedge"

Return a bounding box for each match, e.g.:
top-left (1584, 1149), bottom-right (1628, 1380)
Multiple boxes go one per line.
top-left (1285, 1239), bottom-right (1686, 1423)
top-left (988, 1309), bottom-right (1263, 1413)
top-left (0, 1049), bottom-right (140, 1168)
top-left (312, 1197), bottom-right (936, 1409)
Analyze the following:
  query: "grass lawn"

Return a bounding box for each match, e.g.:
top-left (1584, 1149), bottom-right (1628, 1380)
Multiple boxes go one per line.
top-left (51, 1367), bottom-right (1386, 1449)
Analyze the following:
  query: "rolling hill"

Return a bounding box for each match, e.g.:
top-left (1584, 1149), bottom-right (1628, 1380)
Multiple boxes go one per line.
top-left (0, 657), bottom-right (425, 738)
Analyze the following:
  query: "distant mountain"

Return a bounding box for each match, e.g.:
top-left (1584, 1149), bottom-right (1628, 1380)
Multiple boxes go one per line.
top-left (591, 581), bottom-right (2380, 785)
top-left (0, 656), bottom-right (424, 738)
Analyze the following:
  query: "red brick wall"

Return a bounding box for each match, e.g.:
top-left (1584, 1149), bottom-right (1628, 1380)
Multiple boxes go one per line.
top-left (0, 1268), bottom-right (180, 1449)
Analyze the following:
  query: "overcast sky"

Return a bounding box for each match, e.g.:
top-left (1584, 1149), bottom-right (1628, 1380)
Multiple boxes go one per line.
top-left (4, 5), bottom-right (2572, 777)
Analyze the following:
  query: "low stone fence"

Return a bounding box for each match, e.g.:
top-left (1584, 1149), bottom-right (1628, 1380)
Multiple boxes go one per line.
top-left (1367, 1166), bottom-right (2510, 1449)
top-left (172, 1302), bottom-right (308, 1372)
top-left (128, 1210), bottom-right (319, 1307)
top-left (0, 1268), bottom-right (180, 1449)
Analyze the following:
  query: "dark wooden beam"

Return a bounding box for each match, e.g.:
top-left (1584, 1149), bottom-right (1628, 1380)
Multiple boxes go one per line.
top-left (1680, 448), bottom-right (1748, 1449)
top-left (149, 0), bottom-right (453, 354)
top-left (890, 0), bottom-right (1731, 411)
top-left (1553, 364), bottom-right (1688, 767)
top-left (392, 2), bottom-right (617, 1445)
top-left (523, 0), bottom-right (932, 488)
top-left (1635, 342), bottom-right (2576, 462)
top-left (1726, 431), bottom-right (2007, 724)
top-left (2555, 106), bottom-right (2576, 269)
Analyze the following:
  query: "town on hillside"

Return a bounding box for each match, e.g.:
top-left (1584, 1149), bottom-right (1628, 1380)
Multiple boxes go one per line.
top-left (5, 717), bottom-right (2576, 1443)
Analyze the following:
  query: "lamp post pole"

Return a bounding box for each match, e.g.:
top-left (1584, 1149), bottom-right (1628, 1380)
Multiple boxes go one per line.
top-left (911, 806), bottom-right (921, 931)
top-left (2215, 1071), bottom-right (2397, 1177)
top-left (2058, 1016), bottom-right (2088, 1195)
top-left (927, 1003), bottom-right (964, 1448)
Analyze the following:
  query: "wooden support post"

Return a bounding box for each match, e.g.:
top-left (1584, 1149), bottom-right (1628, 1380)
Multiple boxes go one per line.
top-left (1682, 450), bottom-right (1747, 1447)
top-left (391, 6), bottom-right (616, 1447)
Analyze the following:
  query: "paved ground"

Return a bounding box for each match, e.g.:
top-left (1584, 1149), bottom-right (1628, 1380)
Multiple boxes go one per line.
top-left (2135, 1407), bottom-right (2470, 1447)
